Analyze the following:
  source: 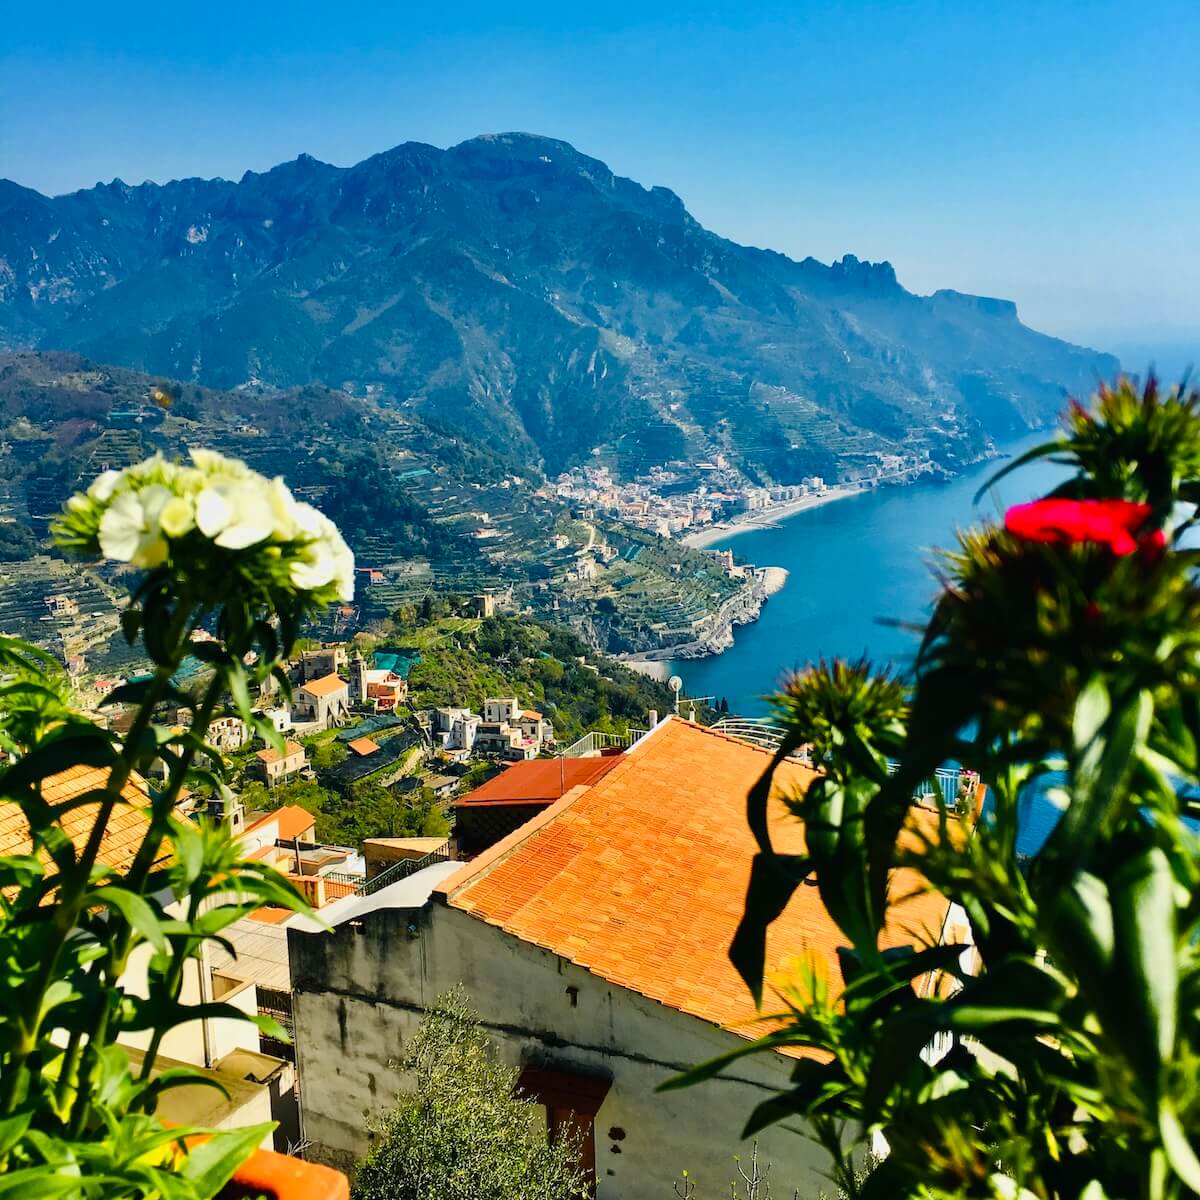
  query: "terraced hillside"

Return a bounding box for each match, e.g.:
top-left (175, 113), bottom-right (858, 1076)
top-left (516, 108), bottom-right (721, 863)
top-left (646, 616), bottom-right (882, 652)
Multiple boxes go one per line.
top-left (0, 351), bottom-right (750, 666)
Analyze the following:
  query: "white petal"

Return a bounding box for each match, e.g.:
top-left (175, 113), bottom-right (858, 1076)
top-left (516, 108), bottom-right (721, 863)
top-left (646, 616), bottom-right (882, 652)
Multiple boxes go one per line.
top-left (88, 470), bottom-right (122, 502)
top-left (159, 495), bottom-right (195, 539)
top-left (195, 487), bottom-right (233, 537)
top-left (98, 493), bottom-right (145, 562)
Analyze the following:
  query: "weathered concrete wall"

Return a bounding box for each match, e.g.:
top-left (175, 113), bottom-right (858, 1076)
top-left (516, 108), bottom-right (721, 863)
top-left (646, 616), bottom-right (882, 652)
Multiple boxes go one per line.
top-left (290, 902), bottom-right (830, 1199)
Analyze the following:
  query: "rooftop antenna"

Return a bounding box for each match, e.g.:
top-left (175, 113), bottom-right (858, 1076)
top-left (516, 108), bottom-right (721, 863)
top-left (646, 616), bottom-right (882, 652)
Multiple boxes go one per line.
top-left (668, 675), bottom-right (683, 715)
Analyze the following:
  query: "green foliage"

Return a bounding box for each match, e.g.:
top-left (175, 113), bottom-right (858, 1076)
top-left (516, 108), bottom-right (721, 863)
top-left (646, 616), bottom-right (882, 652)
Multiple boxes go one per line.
top-left (239, 776), bottom-right (449, 846)
top-left (667, 376), bottom-right (1200, 1200)
top-left (315, 782), bottom-right (450, 845)
top-left (351, 989), bottom-right (586, 1200)
top-left (319, 450), bottom-right (466, 561)
top-left (0, 454), bottom-right (345, 1196)
top-left (307, 737), bottom-right (348, 771)
top-left (399, 613), bottom-right (676, 743)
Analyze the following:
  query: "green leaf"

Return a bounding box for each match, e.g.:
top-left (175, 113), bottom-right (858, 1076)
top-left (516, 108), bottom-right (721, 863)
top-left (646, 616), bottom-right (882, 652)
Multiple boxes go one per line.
top-left (0, 1168), bottom-right (91, 1198)
top-left (658, 1025), bottom-right (814, 1092)
top-left (1111, 845), bottom-right (1178, 1089)
top-left (1161, 1103), bottom-right (1200, 1194)
top-left (0, 729), bottom-right (116, 792)
top-left (743, 1059), bottom-right (852, 1135)
top-left (862, 1016), bottom-right (936, 1121)
top-left (0, 1110), bottom-right (32, 1158)
top-left (90, 886), bottom-right (168, 954)
top-left (728, 853), bottom-right (811, 1003)
top-left (120, 607), bottom-right (142, 645)
top-left (1073, 677), bottom-right (1111, 752)
top-left (178, 1122), bottom-right (275, 1195)
top-left (227, 660), bottom-right (252, 723)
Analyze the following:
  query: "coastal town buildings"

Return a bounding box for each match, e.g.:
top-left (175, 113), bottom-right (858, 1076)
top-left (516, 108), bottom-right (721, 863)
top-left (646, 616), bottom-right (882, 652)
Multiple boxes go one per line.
top-left (288, 717), bottom-right (970, 1194)
top-left (427, 697), bottom-right (551, 760)
top-left (349, 651), bottom-right (408, 711)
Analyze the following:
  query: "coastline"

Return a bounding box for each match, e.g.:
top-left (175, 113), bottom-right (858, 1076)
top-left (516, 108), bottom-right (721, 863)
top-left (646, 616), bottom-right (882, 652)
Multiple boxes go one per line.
top-left (617, 564), bottom-right (789, 668)
top-left (680, 483), bottom-right (864, 550)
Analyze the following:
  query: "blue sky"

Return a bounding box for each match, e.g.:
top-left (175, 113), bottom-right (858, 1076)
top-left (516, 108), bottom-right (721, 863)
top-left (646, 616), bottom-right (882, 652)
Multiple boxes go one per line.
top-left (3, 1), bottom-right (1196, 366)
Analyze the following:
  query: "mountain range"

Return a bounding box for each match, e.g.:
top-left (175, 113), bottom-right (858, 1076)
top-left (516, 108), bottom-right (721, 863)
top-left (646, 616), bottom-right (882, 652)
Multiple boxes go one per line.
top-left (0, 133), bottom-right (1118, 480)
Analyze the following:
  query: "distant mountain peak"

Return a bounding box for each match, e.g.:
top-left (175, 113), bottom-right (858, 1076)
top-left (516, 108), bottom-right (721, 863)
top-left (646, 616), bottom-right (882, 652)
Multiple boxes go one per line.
top-left (0, 133), bottom-right (1116, 479)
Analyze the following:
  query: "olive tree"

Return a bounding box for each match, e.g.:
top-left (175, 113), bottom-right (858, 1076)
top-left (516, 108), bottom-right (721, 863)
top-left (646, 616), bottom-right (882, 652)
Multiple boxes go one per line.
top-left (352, 989), bottom-right (586, 1200)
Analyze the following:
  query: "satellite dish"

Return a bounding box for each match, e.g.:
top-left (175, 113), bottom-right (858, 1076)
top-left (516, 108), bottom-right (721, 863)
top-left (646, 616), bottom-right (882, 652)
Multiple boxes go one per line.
top-left (668, 675), bottom-right (683, 694)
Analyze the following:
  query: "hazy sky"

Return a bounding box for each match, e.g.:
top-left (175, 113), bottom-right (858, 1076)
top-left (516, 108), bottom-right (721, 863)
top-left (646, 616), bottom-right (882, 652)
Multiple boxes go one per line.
top-left (3, 1), bottom-right (1196, 365)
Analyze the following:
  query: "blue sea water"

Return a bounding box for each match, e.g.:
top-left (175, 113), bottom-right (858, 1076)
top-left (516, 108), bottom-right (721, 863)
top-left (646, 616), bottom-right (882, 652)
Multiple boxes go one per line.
top-left (672, 431), bottom-right (1071, 715)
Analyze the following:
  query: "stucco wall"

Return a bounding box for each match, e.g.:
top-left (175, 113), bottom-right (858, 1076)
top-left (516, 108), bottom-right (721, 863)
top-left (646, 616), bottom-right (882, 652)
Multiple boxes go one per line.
top-left (290, 901), bottom-right (830, 1199)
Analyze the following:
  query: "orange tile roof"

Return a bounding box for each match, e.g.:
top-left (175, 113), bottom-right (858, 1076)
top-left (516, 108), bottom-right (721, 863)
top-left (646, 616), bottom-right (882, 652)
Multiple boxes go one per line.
top-left (299, 673), bottom-right (347, 698)
top-left (0, 765), bottom-right (162, 875)
top-left (255, 740), bottom-right (303, 764)
top-left (457, 756), bottom-right (623, 808)
top-left (439, 718), bottom-right (954, 1045)
top-left (347, 736), bottom-right (381, 757)
top-left (244, 804), bottom-right (316, 843)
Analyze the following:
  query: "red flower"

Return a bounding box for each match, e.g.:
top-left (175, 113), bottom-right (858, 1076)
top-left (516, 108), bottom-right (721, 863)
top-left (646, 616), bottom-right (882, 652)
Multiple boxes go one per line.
top-left (1005, 499), bottom-right (1163, 556)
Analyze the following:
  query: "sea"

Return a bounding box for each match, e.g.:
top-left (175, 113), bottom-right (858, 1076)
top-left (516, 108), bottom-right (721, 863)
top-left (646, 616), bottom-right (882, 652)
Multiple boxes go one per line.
top-left (670, 430), bottom-right (1071, 715)
top-left (667, 431), bottom-right (1085, 854)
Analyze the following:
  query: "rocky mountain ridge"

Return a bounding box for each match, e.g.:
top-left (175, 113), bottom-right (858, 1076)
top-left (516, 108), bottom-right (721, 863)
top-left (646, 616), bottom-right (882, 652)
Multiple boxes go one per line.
top-left (0, 132), bottom-right (1118, 480)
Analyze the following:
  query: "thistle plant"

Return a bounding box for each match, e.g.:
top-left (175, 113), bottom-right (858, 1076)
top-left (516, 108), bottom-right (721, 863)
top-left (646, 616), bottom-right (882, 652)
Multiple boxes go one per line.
top-left (666, 376), bottom-right (1200, 1200)
top-left (0, 449), bottom-right (353, 1197)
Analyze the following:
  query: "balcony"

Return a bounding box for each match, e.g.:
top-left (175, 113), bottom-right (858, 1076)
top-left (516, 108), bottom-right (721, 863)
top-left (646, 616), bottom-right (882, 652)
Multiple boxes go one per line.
top-left (560, 728), bottom-right (649, 758)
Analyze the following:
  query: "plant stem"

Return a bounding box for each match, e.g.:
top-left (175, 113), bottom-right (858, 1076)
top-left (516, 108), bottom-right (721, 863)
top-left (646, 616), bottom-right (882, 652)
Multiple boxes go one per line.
top-left (60, 601), bottom-right (196, 1136)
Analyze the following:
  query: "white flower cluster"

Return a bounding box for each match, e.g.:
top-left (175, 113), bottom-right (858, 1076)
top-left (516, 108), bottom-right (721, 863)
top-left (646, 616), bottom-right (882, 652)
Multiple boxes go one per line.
top-left (64, 450), bottom-right (355, 601)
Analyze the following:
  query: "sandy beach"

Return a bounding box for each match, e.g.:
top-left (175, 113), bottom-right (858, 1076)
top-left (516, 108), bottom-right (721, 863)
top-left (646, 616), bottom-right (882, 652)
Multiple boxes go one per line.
top-left (759, 565), bottom-right (789, 596)
top-left (680, 484), bottom-right (863, 549)
top-left (619, 658), bottom-right (674, 681)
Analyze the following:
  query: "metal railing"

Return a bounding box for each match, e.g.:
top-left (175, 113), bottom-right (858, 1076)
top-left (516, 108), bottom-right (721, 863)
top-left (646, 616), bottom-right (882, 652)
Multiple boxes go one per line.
top-left (709, 717), bottom-right (973, 808)
top-left (710, 716), bottom-right (811, 758)
top-left (357, 844), bottom-right (452, 897)
top-left (560, 728), bottom-right (648, 758)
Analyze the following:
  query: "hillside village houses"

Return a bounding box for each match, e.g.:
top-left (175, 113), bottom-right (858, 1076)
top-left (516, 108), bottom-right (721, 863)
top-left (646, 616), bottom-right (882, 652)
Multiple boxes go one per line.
top-left (349, 650), bottom-right (408, 711)
top-left (288, 717), bottom-right (980, 1196)
top-left (293, 672), bottom-right (351, 730)
top-left (255, 739), bottom-right (310, 786)
top-left (427, 696), bottom-right (552, 760)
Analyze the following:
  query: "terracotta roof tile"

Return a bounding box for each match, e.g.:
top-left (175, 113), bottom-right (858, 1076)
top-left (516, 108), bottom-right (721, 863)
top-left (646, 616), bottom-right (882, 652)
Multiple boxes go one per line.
top-left (441, 719), bottom-right (955, 1048)
top-left (244, 804), bottom-right (315, 843)
top-left (255, 741), bottom-right (303, 764)
top-left (458, 757), bottom-right (622, 808)
top-left (0, 766), bottom-right (161, 875)
top-left (298, 673), bottom-right (348, 698)
top-left (347, 736), bottom-right (380, 757)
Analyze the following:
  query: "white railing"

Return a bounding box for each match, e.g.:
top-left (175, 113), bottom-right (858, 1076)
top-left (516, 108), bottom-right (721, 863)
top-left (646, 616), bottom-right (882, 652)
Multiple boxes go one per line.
top-left (560, 728), bottom-right (649, 758)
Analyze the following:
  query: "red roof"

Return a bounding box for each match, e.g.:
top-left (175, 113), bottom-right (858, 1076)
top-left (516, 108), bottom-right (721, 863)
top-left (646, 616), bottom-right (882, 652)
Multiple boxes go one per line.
top-left (255, 740), bottom-right (303, 764)
top-left (438, 719), bottom-right (955, 1047)
top-left (347, 736), bottom-right (381, 757)
top-left (457, 756), bottom-right (622, 808)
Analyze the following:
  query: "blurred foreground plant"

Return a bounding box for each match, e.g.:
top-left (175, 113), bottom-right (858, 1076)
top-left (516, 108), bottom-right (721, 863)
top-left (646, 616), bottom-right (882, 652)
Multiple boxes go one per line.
top-left (0, 449), bottom-right (353, 1197)
top-left (666, 375), bottom-right (1200, 1200)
